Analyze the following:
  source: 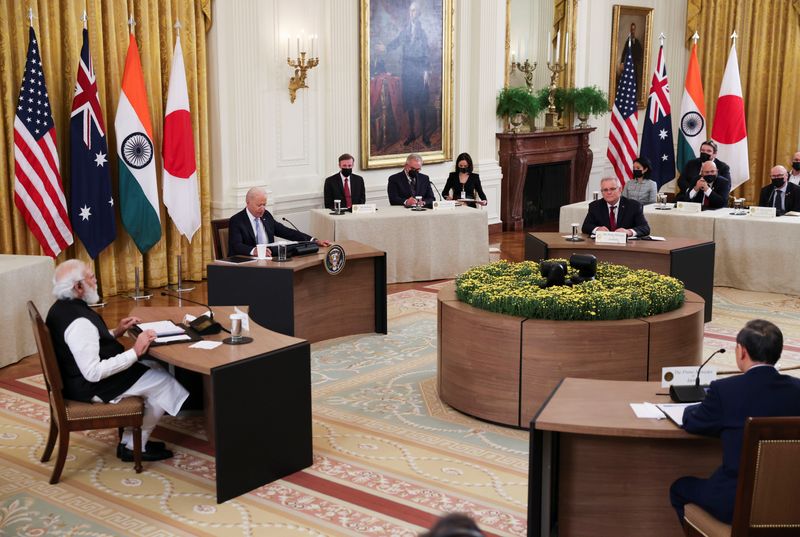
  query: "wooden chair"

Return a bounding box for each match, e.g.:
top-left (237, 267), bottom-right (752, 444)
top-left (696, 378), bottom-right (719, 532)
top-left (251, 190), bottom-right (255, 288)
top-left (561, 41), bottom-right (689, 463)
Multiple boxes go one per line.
top-left (211, 218), bottom-right (230, 259)
top-left (683, 416), bottom-right (800, 537)
top-left (26, 301), bottom-right (144, 483)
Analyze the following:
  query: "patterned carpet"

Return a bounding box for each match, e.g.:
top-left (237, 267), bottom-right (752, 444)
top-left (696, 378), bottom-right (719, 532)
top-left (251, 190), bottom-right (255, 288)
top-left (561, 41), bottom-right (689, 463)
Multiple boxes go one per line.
top-left (1, 286), bottom-right (799, 536)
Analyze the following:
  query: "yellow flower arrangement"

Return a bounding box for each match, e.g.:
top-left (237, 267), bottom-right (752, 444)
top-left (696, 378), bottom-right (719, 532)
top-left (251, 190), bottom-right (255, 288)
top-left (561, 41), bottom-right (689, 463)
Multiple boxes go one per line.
top-left (455, 260), bottom-right (685, 320)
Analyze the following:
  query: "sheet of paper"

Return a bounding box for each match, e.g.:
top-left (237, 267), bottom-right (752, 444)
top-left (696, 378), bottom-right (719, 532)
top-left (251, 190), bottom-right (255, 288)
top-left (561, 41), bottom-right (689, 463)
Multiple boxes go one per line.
top-left (138, 320), bottom-right (185, 336)
top-left (155, 334), bottom-right (192, 343)
top-left (656, 403), bottom-right (697, 426)
top-left (649, 235), bottom-right (666, 241)
top-left (630, 402), bottom-right (665, 419)
top-left (189, 340), bottom-right (223, 350)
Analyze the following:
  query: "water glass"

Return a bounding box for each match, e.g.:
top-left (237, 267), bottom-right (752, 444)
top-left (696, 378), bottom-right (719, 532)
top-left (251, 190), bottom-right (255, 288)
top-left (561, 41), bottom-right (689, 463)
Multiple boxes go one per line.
top-left (333, 199), bottom-right (341, 214)
top-left (230, 315), bottom-right (242, 342)
top-left (277, 244), bottom-right (287, 261)
top-left (592, 191), bottom-right (600, 201)
top-left (415, 195), bottom-right (423, 208)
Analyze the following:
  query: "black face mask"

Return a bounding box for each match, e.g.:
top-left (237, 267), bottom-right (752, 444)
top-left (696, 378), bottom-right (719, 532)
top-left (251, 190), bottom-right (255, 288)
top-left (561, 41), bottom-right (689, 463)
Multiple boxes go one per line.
top-left (632, 169), bottom-right (644, 178)
top-left (341, 168), bottom-right (352, 177)
top-left (702, 175), bottom-right (716, 185)
top-left (458, 167), bottom-right (469, 174)
top-left (699, 153), bottom-right (712, 162)
top-left (793, 162), bottom-right (800, 171)
top-left (772, 178), bottom-right (786, 188)
top-left (408, 169), bottom-right (418, 178)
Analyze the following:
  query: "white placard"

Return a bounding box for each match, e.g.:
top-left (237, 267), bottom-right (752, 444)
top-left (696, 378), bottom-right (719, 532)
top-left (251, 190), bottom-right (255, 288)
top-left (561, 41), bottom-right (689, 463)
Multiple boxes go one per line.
top-left (749, 206), bottom-right (777, 218)
top-left (352, 203), bottom-right (377, 214)
top-left (433, 200), bottom-right (457, 210)
top-left (595, 231), bottom-right (627, 244)
top-left (661, 366), bottom-right (717, 388)
top-left (675, 201), bottom-right (702, 213)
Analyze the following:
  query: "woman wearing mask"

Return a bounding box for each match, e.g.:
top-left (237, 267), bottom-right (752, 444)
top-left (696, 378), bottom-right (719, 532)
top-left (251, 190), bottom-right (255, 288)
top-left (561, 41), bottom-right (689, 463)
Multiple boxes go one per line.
top-left (621, 156), bottom-right (657, 204)
top-left (442, 152), bottom-right (488, 207)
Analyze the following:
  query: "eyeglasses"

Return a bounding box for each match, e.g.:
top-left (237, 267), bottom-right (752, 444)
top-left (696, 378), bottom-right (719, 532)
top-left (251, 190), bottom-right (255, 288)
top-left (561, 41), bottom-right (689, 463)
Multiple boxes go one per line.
top-left (600, 188), bottom-right (618, 193)
top-left (770, 176), bottom-right (786, 180)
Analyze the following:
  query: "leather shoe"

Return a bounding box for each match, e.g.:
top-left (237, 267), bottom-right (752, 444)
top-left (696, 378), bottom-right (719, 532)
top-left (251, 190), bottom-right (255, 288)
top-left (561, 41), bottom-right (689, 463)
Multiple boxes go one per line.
top-left (116, 441), bottom-right (165, 458)
top-left (117, 444), bottom-right (174, 462)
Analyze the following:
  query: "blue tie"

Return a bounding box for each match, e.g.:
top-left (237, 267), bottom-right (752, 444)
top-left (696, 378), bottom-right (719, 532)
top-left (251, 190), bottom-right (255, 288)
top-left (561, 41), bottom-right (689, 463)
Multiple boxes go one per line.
top-left (254, 217), bottom-right (265, 244)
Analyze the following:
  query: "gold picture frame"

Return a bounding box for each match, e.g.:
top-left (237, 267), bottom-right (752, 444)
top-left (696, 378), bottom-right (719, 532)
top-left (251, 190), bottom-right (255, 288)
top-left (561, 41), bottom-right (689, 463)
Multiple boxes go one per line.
top-left (608, 5), bottom-right (653, 110)
top-left (360, 0), bottom-right (453, 169)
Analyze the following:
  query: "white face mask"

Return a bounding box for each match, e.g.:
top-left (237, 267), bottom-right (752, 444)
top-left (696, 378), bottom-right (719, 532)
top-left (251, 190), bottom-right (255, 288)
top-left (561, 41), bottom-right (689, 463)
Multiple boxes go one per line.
top-left (82, 279), bottom-right (100, 305)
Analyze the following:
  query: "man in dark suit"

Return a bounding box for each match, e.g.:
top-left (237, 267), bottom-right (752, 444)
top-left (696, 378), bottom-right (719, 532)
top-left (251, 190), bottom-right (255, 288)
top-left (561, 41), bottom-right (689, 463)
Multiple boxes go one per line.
top-left (323, 153), bottom-right (365, 210)
top-left (680, 160), bottom-right (731, 209)
top-left (581, 177), bottom-right (650, 236)
top-left (387, 153), bottom-right (436, 208)
top-left (670, 319), bottom-right (800, 525)
top-left (677, 140), bottom-right (731, 199)
top-left (228, 187), bottom-right (330, 256)
top-left (759, 165), bottom-right (800, 216)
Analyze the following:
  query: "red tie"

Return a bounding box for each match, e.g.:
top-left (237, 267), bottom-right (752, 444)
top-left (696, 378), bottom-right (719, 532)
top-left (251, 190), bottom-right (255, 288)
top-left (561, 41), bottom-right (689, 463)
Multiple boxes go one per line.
top-left (344, 178), bottom-right (352, 208)
top-left (609, 205), bottom-right (617, 231)
top-left (702, 192), bottom-right (709, 207)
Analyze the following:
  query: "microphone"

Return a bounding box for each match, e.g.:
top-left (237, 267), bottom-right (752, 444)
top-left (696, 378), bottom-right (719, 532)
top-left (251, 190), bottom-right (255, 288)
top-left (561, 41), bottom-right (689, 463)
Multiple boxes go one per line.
top-left (159, 291), bottom-right (224, 335)
top-left (669, 348), bottom-right (725, 403)
top-left (281, 216), bottom-right (303, 234)
top-left (430, 180), bottom-right (443, 201)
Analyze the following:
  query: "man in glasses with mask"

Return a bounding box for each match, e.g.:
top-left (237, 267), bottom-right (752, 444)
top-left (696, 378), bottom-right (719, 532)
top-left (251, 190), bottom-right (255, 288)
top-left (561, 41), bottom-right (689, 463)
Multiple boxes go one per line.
top-left (677, 140), bottom-right (731, 201)
top-left (323, 153), bottom-right (366, 211)
top-left (758, 165), bottom-right (800, 216)
top-left (387, 153), bottom-right (435, 208)
top-left (788, 151), bottom-right (800, 186)
top-left (683, 160), bottom-right (731, 209)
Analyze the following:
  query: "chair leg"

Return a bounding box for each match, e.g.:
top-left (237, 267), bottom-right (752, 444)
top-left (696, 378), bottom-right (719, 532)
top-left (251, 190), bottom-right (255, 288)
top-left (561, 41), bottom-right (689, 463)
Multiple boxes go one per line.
top-left (132, 426), bottom-right (143, 474)
top-left (49, 429), bottom-right (70, 484)
top-left (41, 415), bottom-right (58, 463)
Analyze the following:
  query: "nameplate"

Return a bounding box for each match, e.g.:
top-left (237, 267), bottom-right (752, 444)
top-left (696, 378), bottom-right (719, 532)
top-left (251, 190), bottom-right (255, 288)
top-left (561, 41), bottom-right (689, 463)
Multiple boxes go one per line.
top-left (595, 231), bottom-right (627, 244)
top-left (675, 201), bottom-right (702, 213)
top-left (432, 200), bottom-right (457, 210)
top-left (661, 366), bottom-right (717, 388)
top-left (352, 204), bottom-right (376, 214)
top-left (749, 206), bottom-right (777, 218)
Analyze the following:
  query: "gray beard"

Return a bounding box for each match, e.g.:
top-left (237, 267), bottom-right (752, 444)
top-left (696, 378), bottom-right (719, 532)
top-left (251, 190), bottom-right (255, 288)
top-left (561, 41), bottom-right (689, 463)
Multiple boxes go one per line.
top-left (83, 282), bottom-right (100, 305)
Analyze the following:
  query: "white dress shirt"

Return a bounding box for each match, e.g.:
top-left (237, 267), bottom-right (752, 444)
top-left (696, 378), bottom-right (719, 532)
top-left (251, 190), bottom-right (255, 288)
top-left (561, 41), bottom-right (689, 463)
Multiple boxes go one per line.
top-left (64, 318), bottom-right (138, 383)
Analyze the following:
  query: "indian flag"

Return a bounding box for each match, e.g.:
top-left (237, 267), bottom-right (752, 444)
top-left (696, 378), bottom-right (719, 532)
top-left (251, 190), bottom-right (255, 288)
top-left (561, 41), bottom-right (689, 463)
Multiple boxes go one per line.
top-left (162, 34), bottom-right (200, 242)
top-left (115, 33), bottom-right (161, 254)
top-left (676, 42), bottom-right (706, 173)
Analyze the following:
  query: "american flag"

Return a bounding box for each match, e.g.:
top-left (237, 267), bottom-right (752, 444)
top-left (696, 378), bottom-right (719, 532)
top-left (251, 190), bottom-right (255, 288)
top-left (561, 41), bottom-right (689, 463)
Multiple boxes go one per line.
top-left (640, 44), bottom-right (675, 188)
top-left (70, 28), bottom-right (115, 259)
top-left (607, 40), bottom-right (639, 187)
top-left (14, 26), bottom-right (73, 257)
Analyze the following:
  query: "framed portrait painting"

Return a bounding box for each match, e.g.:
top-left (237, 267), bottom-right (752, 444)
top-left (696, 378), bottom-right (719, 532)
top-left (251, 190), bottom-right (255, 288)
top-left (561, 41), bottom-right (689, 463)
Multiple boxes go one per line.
top-left (608, 5), bottom-right (653, 110)
top-left (360, 0), bottom-right (453, 169)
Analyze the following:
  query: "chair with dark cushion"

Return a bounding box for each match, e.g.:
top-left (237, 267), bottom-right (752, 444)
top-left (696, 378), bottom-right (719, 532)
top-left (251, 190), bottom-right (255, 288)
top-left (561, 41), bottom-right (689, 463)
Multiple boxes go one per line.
top-left (27, 301), bottom-right (144, 483)
top-left (683, 416), bottom-right (800, 537)
top-left (211, 218), bottom-right (230, 260)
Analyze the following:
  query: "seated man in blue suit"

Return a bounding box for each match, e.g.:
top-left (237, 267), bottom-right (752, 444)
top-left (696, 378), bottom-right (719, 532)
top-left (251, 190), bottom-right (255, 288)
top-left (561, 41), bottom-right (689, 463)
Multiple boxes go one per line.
top-left (228, 187), bottom-right (330, 256)
top-left (581, 176), bottom-right (650, 237)
top-left (670, 319), bottom-right (800, 526)
top-left (387, 153), bottom-right (436, 208)
top-left (677, 160), bottom-right (731, 209)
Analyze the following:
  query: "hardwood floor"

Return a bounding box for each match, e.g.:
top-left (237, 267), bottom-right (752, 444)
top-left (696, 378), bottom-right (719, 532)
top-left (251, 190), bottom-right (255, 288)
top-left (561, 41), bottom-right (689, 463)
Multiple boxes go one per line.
top-left (0, 230), bottom-right (528, 381)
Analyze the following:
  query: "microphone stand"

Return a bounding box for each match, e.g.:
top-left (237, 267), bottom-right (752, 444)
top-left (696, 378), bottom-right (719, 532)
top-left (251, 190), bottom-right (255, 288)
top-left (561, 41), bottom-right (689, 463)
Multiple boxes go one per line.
top-left (669, 348), bottom-right (725, 402)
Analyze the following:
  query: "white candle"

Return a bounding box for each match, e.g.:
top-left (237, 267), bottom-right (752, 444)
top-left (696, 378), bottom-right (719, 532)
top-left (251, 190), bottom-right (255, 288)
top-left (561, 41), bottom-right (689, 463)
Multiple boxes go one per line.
top-left (556, 31), bottom-right (561, 62)
top-left (296, 34), bottom-right (300, 56)
top-left (565, 33), bottom-right (569, 65)
top-left (547, 32), bottom-right (552, 63)
top-left (287, 37), bottom-right (290, 58)
top-left (511, 50), bottom-right (516, 63)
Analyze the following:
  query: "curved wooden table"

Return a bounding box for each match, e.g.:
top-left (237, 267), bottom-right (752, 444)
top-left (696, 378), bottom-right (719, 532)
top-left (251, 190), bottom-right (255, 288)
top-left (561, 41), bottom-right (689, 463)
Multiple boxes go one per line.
top-left (437, 282), bottom-right (705, 427)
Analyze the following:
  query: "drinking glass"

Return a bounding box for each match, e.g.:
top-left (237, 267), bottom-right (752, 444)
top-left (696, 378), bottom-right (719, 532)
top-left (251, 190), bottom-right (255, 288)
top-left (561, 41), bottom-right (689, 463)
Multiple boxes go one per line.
top-left (333, 199), bottom-right (341, 214)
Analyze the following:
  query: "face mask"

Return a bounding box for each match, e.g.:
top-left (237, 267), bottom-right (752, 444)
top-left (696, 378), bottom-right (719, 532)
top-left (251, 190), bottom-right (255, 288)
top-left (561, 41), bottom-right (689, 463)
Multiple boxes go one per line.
top-left (458, 167), bottom-right (469, 174)
top-left (408, 169), bottom-right (418, 178)
top-left (703, 175), bottom-right (716, 184)
top-left (772, 178), bottom-right (785, 188)
top-left (793, 162), bottom-right (800, 171)
top-left (341, 168), bottom-right (352, 177)
top-left (632, 169), bottom-right (644, 178)
top-left (700, 153), bottom-right (712, 162)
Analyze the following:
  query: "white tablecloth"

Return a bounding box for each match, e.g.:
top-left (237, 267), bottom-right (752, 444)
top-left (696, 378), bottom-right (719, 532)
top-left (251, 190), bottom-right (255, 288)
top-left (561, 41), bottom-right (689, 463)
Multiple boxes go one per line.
top-left (0, 255), bottom-right (55, 368)
top-left (559, 202), bottom-right (800, 295)
top-left (309, 206), bottom-right (489, 283)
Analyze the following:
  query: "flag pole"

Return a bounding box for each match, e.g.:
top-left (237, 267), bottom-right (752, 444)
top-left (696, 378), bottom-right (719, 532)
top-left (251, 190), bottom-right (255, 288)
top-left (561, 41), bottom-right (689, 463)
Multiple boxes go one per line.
top-left (128, 249), bottom-right (152, 300)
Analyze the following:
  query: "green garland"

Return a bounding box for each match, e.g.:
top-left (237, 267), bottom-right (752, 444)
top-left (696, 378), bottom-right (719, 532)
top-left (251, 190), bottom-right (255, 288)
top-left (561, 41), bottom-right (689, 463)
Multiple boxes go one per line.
top-left (455, 260), bottom-right (685, 321)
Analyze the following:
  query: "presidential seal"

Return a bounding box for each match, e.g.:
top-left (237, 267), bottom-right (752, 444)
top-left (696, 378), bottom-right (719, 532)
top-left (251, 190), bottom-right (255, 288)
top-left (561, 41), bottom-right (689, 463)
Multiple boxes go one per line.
top-left (324, 244), bottom-right (346, 275)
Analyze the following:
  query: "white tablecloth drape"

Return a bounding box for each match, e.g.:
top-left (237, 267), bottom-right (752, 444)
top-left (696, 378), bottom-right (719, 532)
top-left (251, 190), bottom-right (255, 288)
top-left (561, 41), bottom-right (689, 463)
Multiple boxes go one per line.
top-left (0, 255), bottom-right (55, 368)
top-left (309, 206), bottom-right (489, 283)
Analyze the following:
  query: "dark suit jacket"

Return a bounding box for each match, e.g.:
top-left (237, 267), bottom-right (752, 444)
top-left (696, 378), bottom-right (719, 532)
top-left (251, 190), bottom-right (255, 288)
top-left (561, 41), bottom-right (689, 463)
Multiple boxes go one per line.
top-left (680, 366), bottom-right (800, 522)
top-left (758, 181), bottom-right (800, 215)
top-left (387, 171), bottom-right (436, 208)
top-left (678, 175), bottom-right (731, 209)
top-left (442, 172), bottom-right (487, 204)
top-left (323, 173), bottom-right (366, 209)
top-left (581, 197), bottom-right (650, 236)
top-left (227, 208), bottom-right (311, 256)
top-left (677, 157), bottom-right (731, 198)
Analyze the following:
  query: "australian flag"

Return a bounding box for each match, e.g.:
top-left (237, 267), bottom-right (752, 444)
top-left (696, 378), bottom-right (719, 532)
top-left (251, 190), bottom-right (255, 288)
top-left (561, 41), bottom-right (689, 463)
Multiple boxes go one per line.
top-left (640, 44), bottom-right (675, 188)
top-left (70, 28), bottom-right (115, 258)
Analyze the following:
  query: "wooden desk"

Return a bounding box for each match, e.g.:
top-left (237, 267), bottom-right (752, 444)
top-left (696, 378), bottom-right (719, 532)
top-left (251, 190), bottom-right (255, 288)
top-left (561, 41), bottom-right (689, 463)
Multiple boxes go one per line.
top-left (131, 306), bottom-right (312, 503)
top-left (525, 232), bottom-right (715, 322)
top-left (207, 240), bottom-right (387, 342)
top-left (529, 378), bottom-right (722, 537)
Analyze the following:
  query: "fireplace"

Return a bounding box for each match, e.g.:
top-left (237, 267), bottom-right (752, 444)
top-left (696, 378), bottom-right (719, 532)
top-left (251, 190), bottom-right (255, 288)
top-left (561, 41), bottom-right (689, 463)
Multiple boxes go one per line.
top-left (497, 128), bottom-right (595, 231)
top-left (523, 161), bottom-right (570, 228)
